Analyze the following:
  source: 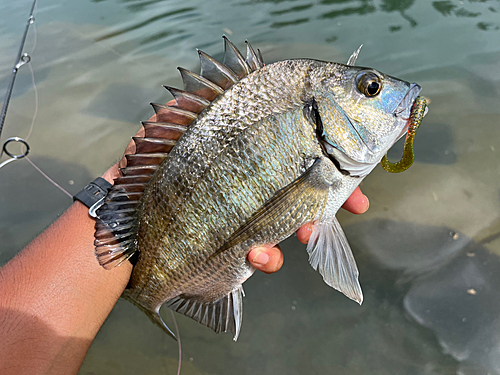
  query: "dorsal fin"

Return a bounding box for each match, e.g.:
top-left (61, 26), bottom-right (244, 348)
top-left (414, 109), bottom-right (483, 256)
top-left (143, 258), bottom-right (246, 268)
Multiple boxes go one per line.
top-left (150, 103), bottom-right (197, 125)
top-left (223, 36), bottom-right (251, 79)
top-left (120, 165), bottom-right (158, 176)
top-left (178, 68), bottom-right (223, 101)
top-left (257, 48), bottom-right (264, 66)
top-left (163, 86), bottom-right (210, 114)
top-left (133, 137), bottom-right (176, 154)
top-left (245, 41), bottom-right (264, 72)
top-left (94, 37), bottom-right (265, 270)
top-left (125, 153), bottom-right (168, 167)
top-left (142, 121), bottom-right (186, 140)
top-left (198, 49), bottom-right (239, 90)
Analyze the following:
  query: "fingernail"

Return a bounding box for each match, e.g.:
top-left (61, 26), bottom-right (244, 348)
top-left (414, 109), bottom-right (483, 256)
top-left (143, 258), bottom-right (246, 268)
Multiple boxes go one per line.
top-left (252, 250), bottom-right (269, 266)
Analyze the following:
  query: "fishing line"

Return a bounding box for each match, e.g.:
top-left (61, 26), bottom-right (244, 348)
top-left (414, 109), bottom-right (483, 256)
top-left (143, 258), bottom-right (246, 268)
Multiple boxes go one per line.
top-left (87, 20), bottom-right (185, 375)
top-left (25, 156), bottom-right (73, 199)
top-left (0, 0), bottom-right (72, 199)
top-left (25, 23), bottom-right (38, 141)
top-left (72, 29), bottom-right (151, 70)
top-left (2, 5), bottom-right (183, 370)
top-left (0, 60), bottom-right (72, 198)
top-left (0, 0), bottom-right (37, 137)
top-left (170, 310), bottom-right (182, 375)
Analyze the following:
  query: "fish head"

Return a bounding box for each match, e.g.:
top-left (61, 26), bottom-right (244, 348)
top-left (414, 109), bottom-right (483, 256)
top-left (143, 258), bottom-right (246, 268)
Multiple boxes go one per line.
top-left (314, 63), bottom-right (422, 177)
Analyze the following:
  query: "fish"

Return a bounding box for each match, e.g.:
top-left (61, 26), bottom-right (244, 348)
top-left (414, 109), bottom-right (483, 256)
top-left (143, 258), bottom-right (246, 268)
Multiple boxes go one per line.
top-left (94, 37), bottom-right (426, 341)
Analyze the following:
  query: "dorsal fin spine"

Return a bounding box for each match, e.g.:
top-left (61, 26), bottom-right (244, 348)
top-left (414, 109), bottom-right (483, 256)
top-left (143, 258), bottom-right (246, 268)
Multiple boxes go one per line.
top-left (163, 86), bottom-right (211, 106)
top-left (150, 103), bottom-right (198, 125)
top-left (178, 67), bottom-right (224, 101)
top-left (125, 153), bottom-right (168, 167)
top-left (163, 86), bottom-right (210, 113)
top-left (198, 49), bottom-right (239, 89)
top-left (223, 36), bottom-right (251, 78)
top-left (120, 165), bottom-right (158, 176)
top-left (141, 121), bottom-right (186, 140)
top-left (257, 49), bottom-right (265, 66)
top-left (245, 41), bottom-right (262, 71)
top-left (150, 103), bottom-right (198, 119)
top-left (133, 137), bottom-right (176, 154)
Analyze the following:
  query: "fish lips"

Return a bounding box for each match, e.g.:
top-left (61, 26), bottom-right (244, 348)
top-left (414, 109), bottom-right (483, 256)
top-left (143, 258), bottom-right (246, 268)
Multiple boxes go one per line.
top-left (393, 83), bottom-right (422, 118)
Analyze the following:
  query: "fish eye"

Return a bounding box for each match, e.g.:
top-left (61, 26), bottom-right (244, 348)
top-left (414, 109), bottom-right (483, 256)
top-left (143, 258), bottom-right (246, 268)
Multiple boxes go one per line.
top-left (356, 71), bottom-right (382, 97)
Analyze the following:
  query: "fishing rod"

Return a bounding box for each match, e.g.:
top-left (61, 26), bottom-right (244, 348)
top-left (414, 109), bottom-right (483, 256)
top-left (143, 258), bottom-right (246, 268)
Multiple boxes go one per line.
top-left (0, 0), bottom-right (37, 162)
top-left (0, 0), bottom-right (71, 198)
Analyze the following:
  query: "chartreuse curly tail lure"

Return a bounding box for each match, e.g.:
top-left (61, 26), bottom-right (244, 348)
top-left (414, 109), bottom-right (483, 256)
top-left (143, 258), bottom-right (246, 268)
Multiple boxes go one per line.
top-left (381, 96), bottom-right (427, 173)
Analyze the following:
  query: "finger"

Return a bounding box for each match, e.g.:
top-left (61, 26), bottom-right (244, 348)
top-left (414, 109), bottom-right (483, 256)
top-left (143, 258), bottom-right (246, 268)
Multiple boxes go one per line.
top-left (296, 187), bottom-right (369, 244)
top-left (297, 222), bottom-right (314, 244)
top-left (341, 187), bottom-right (369, 214)
top-left (248, 245), bottom-right (284, 274)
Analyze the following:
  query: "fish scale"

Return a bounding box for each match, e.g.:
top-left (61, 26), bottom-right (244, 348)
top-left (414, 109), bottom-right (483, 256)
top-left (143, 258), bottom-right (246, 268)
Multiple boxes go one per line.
top-left (134, 111), bottom-right (319, 299)
top-left (94, 37), bottom-right (425, 341)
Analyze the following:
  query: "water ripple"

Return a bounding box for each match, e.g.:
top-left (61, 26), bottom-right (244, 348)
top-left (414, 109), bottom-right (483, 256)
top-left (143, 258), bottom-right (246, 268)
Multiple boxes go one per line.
top-left (95, 7), bottom-right (196, 41)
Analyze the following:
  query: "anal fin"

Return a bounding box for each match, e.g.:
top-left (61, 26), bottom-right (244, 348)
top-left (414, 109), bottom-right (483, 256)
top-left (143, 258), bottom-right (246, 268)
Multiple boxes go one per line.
top-left (306, 217), bottom-right (363, 304)
top-left (166, 285), bottom-right (245, 341)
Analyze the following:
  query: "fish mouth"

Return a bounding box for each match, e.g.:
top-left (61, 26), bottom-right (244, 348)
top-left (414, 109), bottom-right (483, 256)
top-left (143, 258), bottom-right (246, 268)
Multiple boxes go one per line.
top-left (393, 83), bottom-right (422, 118)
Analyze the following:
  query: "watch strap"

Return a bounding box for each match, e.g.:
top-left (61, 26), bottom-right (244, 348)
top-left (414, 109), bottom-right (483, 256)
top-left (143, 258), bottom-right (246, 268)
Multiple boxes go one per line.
top-left (73, 177), bottom-right (112, 218)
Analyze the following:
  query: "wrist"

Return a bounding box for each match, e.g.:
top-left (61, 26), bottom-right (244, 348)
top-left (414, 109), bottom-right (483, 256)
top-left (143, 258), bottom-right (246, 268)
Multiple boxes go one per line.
top-left (101, 163), bottom-right (120, 184)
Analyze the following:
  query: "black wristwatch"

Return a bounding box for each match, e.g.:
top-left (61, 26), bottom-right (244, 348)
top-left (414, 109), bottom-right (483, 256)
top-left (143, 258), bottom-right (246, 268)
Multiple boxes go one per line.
top-left (73, 177), bottom-right (112, 218)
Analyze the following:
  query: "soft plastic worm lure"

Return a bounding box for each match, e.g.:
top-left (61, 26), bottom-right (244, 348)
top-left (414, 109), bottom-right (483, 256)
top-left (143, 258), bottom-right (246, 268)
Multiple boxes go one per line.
top-left (381, 96), bottom-right (427, 173)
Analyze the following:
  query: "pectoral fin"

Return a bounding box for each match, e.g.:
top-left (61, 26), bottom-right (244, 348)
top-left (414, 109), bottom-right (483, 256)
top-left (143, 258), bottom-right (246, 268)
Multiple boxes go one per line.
top-left (212, 159), bottom-right (331, 258)
top-left (306, 217), bottom-right (363, 304)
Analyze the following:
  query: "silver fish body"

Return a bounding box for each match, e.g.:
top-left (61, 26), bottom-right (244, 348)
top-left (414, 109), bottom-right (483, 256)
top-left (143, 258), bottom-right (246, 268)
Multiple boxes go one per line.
top-left (94, 40), bottom-right (422, 340)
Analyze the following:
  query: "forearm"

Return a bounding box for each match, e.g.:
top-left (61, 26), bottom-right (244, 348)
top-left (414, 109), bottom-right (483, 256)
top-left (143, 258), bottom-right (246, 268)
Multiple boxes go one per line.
top-left (0, 183), bottom-right (132, 374)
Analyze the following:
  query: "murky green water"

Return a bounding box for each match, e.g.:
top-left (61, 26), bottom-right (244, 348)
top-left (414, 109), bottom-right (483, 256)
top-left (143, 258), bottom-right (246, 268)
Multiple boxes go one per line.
top-left (1, 0), bottom-right (499, 374)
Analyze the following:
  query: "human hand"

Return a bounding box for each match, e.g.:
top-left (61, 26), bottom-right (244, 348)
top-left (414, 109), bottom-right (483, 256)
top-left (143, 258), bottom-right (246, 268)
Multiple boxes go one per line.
top-left (248, 187), bottom-right (369, 274)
